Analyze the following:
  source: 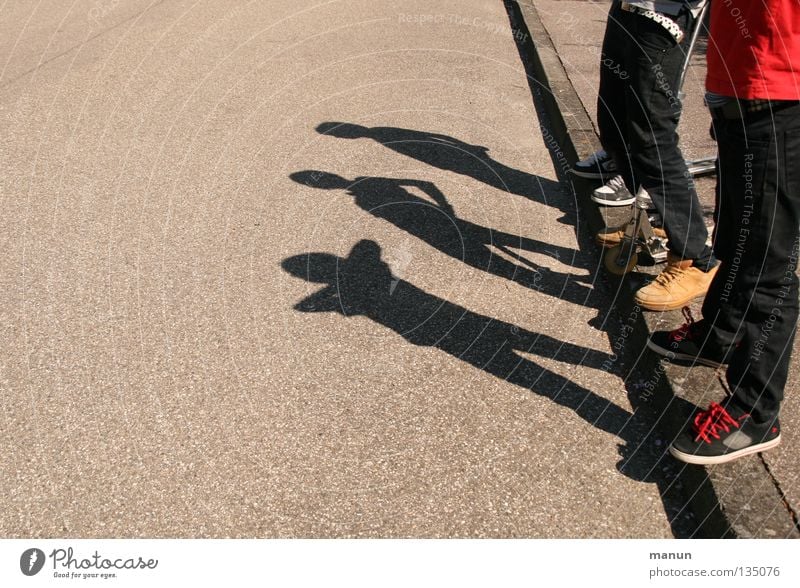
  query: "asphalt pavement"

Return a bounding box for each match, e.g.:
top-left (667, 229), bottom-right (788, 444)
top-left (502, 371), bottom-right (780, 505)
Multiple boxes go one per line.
top-left (1, 0), bottom-right (796, 538)
top-left (517, 0), bottom-right (799, 538)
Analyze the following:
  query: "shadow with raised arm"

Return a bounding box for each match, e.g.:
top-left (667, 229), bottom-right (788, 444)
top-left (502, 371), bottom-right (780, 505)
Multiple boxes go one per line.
top-left (291, 170), bottom-right (592, 306)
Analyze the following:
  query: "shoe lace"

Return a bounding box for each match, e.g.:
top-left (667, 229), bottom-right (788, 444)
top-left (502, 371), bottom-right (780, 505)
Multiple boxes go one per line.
top-left (652, 262), bottom-right (687, 286)
top-left (692, 402), bottom-right (741, 444)
top-left (607, 175), bottom-right (625, 189)
top-left (669, 306), bottom-right (699, 343)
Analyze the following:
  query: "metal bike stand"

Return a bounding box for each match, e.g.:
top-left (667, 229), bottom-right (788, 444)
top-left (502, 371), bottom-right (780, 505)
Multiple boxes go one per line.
top-left (604, 191), bottom-right (670, 274)
top-left (680, 1), bottom-right (716, 177)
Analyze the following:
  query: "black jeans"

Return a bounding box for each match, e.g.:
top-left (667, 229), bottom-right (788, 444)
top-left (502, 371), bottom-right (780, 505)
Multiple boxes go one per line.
top-left (701, 101), bottom-right (800, 422)
top-left (597, 2), bottom-right (714, 268)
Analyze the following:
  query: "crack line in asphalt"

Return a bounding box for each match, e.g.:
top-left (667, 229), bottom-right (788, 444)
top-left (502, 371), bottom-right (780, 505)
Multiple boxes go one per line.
top-left (0, 0), bottom-right (169, 91)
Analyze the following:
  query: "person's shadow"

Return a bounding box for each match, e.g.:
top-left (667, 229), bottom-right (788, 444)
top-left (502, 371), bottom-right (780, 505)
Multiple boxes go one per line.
top-left (289, 126), bottom-right (729, 535)
top-left (291, 170), bottom-right (593, 305)
top-left (315, 122), bottom-right (571, 213)
top-left (282, 239), bottom-right (665, 481)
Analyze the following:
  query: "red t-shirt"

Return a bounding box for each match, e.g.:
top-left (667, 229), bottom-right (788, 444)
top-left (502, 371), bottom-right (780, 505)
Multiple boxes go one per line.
top-left (707, 0), bottom-right (800, 99)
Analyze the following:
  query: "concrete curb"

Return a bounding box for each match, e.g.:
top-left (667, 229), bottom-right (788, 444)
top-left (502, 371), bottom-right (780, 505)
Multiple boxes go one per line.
top-left (506, 0), bottom-right (800, 539)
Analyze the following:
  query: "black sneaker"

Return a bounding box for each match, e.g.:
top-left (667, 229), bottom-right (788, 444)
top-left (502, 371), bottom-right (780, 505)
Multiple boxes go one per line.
top-left (669, 403), bottom-right (781, 465)
top-left (647, 308), bottom-right (732, 368)
top-left (590, 175), bottom-right (636, 206)
top-left (570, 149), bottom-right (618, 180)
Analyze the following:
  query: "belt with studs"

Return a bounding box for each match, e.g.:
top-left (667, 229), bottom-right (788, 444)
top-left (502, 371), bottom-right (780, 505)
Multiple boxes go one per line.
top-left (620, 2), bottom-right (685, 44)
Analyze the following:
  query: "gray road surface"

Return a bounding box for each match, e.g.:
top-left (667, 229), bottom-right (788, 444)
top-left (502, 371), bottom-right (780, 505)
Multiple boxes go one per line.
top-left (2, 0), bottom-right (692, 537)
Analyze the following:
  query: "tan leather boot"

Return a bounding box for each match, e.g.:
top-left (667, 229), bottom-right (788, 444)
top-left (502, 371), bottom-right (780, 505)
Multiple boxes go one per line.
top-left (634, 254), bottom-right (718, 311)
top-left (595, 223), bottom-right (667, 248)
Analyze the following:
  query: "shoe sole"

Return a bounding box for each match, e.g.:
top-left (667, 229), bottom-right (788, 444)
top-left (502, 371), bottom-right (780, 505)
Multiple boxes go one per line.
top-left (596, 229), bottom-right (668, 249)
top-left (590, 195), bottom-right (635, 206)
top-left (634, 292), bottom-right (706, 312)
top-left (596, 238), bottom-right (621, 249)
top-left (669, 435), bottom-right (781, 465)
top-left (646, 338), bottom-right (726, 368)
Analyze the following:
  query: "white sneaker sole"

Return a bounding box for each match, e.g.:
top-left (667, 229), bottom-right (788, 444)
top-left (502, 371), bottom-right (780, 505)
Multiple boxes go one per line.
top-left (590, 194), bottom-right (635, 206)
top-left (669, 435), bottom-right (781, 465)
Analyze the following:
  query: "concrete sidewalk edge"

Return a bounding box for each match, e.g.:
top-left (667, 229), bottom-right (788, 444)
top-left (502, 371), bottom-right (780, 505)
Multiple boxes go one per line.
top-left (506, 0), bottom-right (800, 539)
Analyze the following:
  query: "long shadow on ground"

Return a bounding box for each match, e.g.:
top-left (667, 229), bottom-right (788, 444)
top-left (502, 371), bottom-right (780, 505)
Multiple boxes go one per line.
top-left (290, 120), bottom-right (728, 536)
top-left (291, 170), bottom-right (590, 306)
top-left (315, 122), bottom-right (573, 214)
top-left (502, 0), bottom-right (731, 537)
top-left (283, 240), bottom-right (678, 486)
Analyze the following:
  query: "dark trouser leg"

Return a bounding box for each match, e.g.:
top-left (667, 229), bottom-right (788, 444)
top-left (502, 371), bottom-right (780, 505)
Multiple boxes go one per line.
top-left (622, 9), bottom-right (713, 268)
top-left (597, 2), bottom-right (630, 177)
top-left (702, 102), bottom-right (800, 421)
